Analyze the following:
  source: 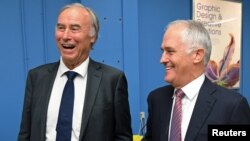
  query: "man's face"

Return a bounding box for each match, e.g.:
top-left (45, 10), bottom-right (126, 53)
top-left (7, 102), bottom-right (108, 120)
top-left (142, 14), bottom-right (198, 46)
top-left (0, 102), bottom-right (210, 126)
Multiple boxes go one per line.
top-left (160, 24), bottom-right (194, 88)
top-left (55, 7), bottom-right (95, 69)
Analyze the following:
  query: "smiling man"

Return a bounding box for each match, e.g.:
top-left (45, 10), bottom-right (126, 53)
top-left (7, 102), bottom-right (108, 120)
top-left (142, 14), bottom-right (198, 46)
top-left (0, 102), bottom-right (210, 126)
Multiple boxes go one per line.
top-left (18, 3), bottom-right (132, 141)
top-left (142, 20), bottom-right (250, 141)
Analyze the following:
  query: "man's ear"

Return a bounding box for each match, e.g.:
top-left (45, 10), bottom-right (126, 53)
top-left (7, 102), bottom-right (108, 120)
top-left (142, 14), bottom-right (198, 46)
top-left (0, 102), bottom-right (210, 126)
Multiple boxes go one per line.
top-left (90, 36), bottom-right (96, 43)
top-left (193, 48), bottom-right (205, 63)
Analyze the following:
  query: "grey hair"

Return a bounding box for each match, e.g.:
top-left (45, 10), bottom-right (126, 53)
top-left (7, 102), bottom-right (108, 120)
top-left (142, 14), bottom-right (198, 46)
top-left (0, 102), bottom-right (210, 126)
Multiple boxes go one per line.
top-left (166, 20), bottom-right (212, 66)
top-left (59, 3), bottom-right (99, 44)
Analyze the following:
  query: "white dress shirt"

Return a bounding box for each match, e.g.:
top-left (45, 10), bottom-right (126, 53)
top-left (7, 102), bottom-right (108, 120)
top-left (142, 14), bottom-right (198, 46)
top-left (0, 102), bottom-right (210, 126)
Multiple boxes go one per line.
top-left (169, 74), bottom-right (205, 141)
top-left (46, 57), bottom-right (89, 141)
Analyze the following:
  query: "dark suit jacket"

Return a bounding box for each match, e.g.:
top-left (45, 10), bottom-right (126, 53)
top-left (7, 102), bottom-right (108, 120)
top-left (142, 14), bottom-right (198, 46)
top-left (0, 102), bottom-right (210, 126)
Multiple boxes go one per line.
top-left (18, 58), bottom-right (133, 141)
top-left (142, 78), bottom-right (250, 141)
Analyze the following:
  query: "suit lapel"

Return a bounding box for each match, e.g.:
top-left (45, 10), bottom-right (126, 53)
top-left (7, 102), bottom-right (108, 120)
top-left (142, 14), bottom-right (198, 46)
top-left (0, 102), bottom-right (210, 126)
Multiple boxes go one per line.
top-left (160, 86), bottom-right (175, 141)
top-left (79, 59), bottom-right (102, 140)
top-left (40, 63), bottom-right (59, 141)
top-left (185, 78), bottom-right (216, 141)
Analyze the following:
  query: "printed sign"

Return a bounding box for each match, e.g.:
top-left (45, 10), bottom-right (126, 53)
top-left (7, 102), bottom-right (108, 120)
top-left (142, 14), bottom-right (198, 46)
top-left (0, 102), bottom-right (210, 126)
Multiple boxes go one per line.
top-left (193, 0), bottom-right (242, 88)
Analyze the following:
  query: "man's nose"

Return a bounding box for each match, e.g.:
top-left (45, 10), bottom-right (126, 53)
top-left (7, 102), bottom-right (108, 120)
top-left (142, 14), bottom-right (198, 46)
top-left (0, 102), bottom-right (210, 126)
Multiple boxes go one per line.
top-left (62, 29), bottom-right (71, 39)
top-left (160, 52), bottom-right (169, 63)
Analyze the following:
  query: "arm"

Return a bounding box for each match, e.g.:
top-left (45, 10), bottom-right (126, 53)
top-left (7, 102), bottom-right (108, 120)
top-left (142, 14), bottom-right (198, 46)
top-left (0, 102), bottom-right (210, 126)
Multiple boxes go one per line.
top-left (18, 71), bottom-right (33, 141)
top-left (141, 95), bottom-right (152, 141)
top-left (114, 72), bottom-right (133, 141)
top-left (230, 96), bottom-right (250, 124)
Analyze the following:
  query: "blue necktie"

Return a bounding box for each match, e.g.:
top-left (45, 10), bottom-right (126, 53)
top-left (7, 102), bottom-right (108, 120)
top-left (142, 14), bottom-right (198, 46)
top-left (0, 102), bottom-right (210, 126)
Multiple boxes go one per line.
top-left (56, 71), bottom-right (77, 141)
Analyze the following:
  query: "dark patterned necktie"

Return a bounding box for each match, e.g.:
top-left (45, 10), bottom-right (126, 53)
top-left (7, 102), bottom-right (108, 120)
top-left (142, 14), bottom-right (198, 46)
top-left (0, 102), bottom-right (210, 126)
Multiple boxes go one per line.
top-left (56, 71), bottom-right (77, 141)
top-left (169, 89), bottom-right (185, 141)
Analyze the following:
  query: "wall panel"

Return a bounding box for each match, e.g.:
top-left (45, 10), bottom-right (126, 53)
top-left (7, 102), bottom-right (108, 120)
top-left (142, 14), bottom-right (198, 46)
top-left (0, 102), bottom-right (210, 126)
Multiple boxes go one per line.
top-left (83, 0), bottom-right (124, 69)
top-left (0, 1), bottom-right (26, 140)
top-left (138, 0), bottom-right (192, 123)
top-left (0, 0), bottom-right (78, 140)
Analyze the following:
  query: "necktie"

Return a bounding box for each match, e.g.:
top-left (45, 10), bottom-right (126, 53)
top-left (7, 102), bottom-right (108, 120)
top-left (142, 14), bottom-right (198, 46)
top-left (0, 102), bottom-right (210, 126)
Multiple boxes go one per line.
top-left (56, 71), bottom-right (77, 141)
top-left (169, 89), bottom-right (185, 141)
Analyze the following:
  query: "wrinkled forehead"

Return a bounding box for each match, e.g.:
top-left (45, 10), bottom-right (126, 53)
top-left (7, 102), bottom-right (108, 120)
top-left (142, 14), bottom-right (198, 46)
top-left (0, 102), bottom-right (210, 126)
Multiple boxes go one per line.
top-left (163, 23), bottom-right (188, 42)
top-left (58, 7), bottom-right (91, 24)
top-left (167, 23), bottom-right (187, 35)
top-left (161, 24), bottom-right (187, 49)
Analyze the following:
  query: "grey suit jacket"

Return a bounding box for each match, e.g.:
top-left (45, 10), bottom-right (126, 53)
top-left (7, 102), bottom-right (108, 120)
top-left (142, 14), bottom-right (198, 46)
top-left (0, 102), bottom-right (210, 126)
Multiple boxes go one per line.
top-left (142, 78), bottom-right (250, 141)
top-left (18, 58), bottom-right (133, 141)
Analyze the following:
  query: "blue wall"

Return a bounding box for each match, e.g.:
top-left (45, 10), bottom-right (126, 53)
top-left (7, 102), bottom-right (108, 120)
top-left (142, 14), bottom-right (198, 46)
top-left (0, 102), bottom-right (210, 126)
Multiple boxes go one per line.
top-left (241, 0), bottom-right (250, 102)
top-left (137, 0), bottom-right (192, 119)
top-left (0, 0), bottom-right (249, 140)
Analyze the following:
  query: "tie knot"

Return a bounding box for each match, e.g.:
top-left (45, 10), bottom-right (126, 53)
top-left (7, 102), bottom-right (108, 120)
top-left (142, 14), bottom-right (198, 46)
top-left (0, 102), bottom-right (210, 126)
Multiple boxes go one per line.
top-left (175, 89), bottom-right (185, 98)
top-left (65, 71), bottom-right (78, 80)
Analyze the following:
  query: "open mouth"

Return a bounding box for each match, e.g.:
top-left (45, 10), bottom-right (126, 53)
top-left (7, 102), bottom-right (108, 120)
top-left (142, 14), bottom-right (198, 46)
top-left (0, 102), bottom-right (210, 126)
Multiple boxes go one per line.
top-left (166, 64), bottom-right (174, 71)
top-left (62, 43), bottom-right (75, 49)
top-left (166, 67), bottom-right (172, 70)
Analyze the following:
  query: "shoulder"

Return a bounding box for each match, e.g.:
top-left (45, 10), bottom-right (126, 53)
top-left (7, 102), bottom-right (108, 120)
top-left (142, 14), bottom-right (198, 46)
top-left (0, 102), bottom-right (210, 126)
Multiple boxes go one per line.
top-left (27, 61), bottom-right (59, 76)
top-left (29, 61), bottom-right (58, 71)
top-left (89, 59), bottom-right (124, 75)
top-left (148, 85), bottom-right (174, 100)
top-left (203, 78), bottom-right (247, 104)
top-left (209, 82), bottom-right (250, 122)
top-left (213, 84), bottom-right (245, 102)
top-left (150, 85), bottom-right (174, 94)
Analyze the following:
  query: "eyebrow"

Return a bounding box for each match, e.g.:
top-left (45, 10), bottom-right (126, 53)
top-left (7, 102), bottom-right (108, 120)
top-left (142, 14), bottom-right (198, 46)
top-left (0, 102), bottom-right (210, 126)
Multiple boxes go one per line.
top-left (71, 24), bottom-right (81, 27)
top-left (56, 23), bottom-right (81, 27)
top-left (56, 23), bottom-right (63, 27)
top-left (162, 46), bottom-right (174, 50)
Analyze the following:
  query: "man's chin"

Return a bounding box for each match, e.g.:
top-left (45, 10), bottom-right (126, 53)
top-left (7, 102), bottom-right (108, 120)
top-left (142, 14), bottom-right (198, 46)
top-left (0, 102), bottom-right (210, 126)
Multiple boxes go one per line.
top-left (164, 74), bottom-right (173, 83)
top-left (164, 76), bottom-right (172, 83)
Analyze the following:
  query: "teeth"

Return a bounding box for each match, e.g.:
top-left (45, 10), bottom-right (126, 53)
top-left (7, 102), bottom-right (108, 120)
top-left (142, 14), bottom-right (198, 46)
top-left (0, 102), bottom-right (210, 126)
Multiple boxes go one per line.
top-left (166, 66), bottom-right (173, 70)
top-left (62, 44), bottom-right (74, 48)
top-left (166, 67), bottom-right (171, 70)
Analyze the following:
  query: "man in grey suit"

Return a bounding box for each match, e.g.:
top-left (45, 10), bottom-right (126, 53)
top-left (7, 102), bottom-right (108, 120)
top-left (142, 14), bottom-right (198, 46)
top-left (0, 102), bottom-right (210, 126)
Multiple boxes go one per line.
top-left (142, 20), bottom-right (250, 141)
top-left (18, 3), bottom-right (132, 141)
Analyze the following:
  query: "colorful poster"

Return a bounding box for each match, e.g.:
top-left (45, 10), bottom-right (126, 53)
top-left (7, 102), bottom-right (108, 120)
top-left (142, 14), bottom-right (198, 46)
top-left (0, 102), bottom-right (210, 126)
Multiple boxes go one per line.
top-left (193, 0), bottom-right (242, 88)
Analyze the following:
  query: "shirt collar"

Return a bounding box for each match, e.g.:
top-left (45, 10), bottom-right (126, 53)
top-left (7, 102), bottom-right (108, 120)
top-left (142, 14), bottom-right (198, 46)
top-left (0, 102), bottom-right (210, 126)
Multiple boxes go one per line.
top-left (58, 57), bottom-right (89, 78)
top-left (175, 74), bottom-right (205, 100)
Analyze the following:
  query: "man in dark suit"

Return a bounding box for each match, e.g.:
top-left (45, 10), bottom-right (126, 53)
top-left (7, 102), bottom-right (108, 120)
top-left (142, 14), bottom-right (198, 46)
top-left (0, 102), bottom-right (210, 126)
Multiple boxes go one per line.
top-left (142, 20), bottom-right (250, 141)
top-left (18, 3), bottom-right (132, 141)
